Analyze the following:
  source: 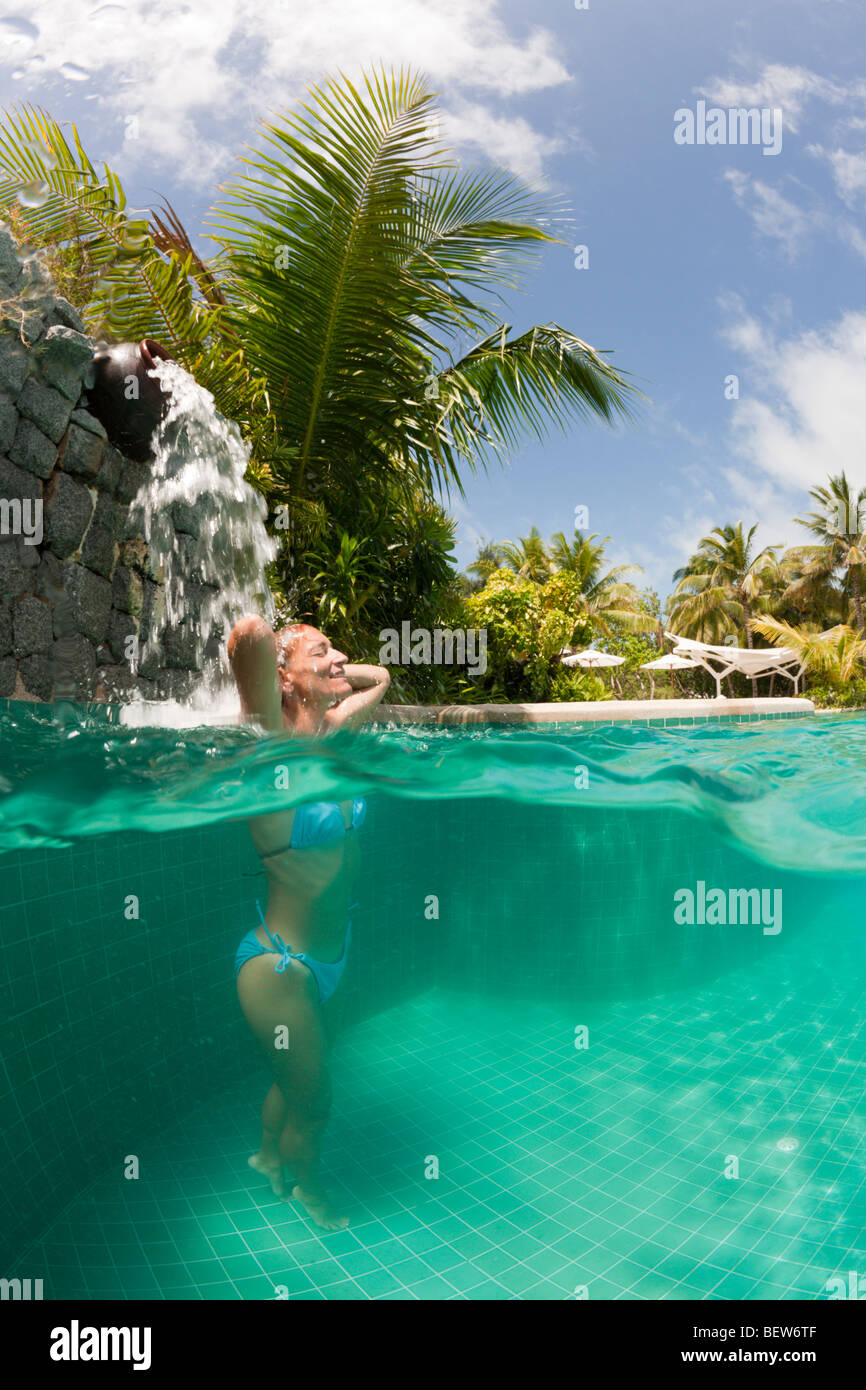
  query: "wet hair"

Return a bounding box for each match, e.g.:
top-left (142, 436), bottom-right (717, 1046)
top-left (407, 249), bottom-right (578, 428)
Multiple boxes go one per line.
top-left (276, 622), bottom-right (311, 671)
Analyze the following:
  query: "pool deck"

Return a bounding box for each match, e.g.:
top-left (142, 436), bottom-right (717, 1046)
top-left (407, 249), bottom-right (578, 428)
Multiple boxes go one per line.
top-left (373, 696), bottom-right (815, 726)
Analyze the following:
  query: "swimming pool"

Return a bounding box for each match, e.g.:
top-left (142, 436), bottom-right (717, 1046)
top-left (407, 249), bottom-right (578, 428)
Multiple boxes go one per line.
top-left (1, 703), bottom-right (864, 1299)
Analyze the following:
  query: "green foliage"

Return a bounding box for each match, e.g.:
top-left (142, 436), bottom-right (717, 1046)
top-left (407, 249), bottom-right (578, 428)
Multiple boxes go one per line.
top-left (548, 668), bottom-right (609, 702)
top-left (463, 568), bottom-right (594, 701)
top-left (805, 681), bottom-right (866, 709)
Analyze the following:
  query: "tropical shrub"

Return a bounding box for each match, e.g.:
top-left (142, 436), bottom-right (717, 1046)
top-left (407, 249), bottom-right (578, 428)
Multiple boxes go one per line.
top-left (463, 568), bottom-right (594, 701)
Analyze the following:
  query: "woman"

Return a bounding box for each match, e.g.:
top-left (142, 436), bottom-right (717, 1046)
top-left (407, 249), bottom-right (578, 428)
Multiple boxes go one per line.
top-left (228, 615), bottom-right (390, 1230)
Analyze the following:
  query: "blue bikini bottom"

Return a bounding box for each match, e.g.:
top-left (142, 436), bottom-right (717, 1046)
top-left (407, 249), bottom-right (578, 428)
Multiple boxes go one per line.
top-left (234, 916), bottom-right (352, 1005)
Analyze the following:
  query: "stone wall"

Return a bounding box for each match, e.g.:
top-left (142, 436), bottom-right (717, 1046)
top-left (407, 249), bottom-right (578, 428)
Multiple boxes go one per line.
top-left (0, 225), bottom-right (212, 704)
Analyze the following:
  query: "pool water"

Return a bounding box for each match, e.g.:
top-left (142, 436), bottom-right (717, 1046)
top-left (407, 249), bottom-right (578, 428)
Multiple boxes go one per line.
top-left (1, 705), bottom-right (865, 1299)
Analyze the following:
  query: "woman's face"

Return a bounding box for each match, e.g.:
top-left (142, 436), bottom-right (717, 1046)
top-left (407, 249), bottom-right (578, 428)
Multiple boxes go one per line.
top-left (277, 625), bottom-right (351, 706)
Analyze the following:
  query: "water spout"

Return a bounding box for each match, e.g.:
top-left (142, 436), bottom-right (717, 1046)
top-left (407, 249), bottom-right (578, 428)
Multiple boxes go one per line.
top-left (125, 357), bottom-right (277, 713)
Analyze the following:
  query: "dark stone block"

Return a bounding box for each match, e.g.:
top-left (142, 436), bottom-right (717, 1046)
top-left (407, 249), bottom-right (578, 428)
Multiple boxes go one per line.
top-left (0, 227), bottom-right (20, 283)
top-left (157, 669), bottom-right (194, 701)
top-left (16, 378), bottom-right (73, 443)
top-left (181, 580), bottom-right (218, 623)
top-left (107, 608), bottom-right (139, 664)
top-left (0, 393), bottom-right (17, 453)
top-left (69, 407), bottom-right (107, 440)
top-left (0, 603), bottom-right (10, 656)
top-left (137, 578), bottom-right (164, 644)
top-left (18, 654), bottom-right (53, 701)
top-left (174, 531), bottom-right (206, 584)
top-left (0, 455), bottom-right (41, 503)
top-left (0, 655), bottom-right (15, 697)
top-left (0, 338), bottom-right (29, 395)
top-left (111, 563), bottom-right (143, 616)
top-left (95, 664), bottom-right (138, 702)
top-left (162, 622), bottom-right (199, 671)
top-left (47, 298), bottom-right (86, 333)
top-left (34, 550), bottom-right (65, 603)
top-left (61, 422), bottom-right (104, 478)
top-left (135, 676), bottom-right (157, 701)
top-left (119, 535), bottom-right (163, 582)
top-left (53, 634), bottom-right (96, 698)
top-left (116, 456), bottom-right (149, 505)
top-left (12, 595), bottom-right (53, 657)
top-left (93, 493), bottom-right (126, 540)
top-left (38, 325), bottom-right (93, 400)
top-left (44, 471), bottom-right (94, 559)
top-left (0, 538), bottom-right (28, 599)
top-left (8, 418), bottom-right (57, 478)
top-left (170, 499), bottom-right (200, 537)
top-left (80, 524), bottom-right (116, 579)
top-left (95, 445), bottom-right (123, 495)
top-left (61, 563), bottom-right (112, 645)
top-left (137, 642), bottom-right (162, 680)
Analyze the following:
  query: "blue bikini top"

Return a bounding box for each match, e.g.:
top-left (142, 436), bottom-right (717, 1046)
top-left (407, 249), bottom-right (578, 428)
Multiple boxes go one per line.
top-left (260, 797), bottom-right (366, 857)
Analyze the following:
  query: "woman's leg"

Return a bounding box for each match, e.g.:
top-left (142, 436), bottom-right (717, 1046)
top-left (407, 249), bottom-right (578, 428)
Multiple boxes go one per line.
top-left (237, 955), bottom-right (348, 1230)
top-left (248, 1083), bottom-right (288, 1193)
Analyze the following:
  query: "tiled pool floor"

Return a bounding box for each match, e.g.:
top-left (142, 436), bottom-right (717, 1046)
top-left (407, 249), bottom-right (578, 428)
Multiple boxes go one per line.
top-left (18, 940), bottom-right (866, 1300)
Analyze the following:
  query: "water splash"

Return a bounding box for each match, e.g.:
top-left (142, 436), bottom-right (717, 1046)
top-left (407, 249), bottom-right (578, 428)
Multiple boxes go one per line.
top-left (127, 358), bottom-right (277, 702)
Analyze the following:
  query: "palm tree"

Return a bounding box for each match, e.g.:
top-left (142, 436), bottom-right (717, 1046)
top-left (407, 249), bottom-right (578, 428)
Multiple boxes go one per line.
top-left (789, 473), bottom-right (866, 631)
top-left (751, 617), bottom-right (866, 687)
top-left (0, 75), bottom-right (639, 634)
top-left (549, 530), bottom-right (654, 637)
top-left (464, 541), bottom-right (502, 592)
top-left (668, 523), bottom-right (783, 695)
top-left (497, 526), bottom-right (551, 583)
top-left (212, 69), bottom-right (638, 541)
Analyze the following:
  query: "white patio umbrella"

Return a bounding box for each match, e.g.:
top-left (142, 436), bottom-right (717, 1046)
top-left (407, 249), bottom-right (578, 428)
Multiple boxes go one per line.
top-left (561, 649), bottom-right (626, 669)
top-left (640, 653), bottom-right (699, 699)
top-left (561, 648), bottom-right (626, 692)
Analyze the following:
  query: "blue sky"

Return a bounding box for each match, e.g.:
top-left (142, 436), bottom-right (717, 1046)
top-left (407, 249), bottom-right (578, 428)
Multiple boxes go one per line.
top-left (3, 0), bottom-right (866, 601)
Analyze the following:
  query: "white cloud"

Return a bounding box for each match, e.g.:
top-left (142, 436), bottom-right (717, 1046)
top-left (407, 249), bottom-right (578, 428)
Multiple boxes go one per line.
top-left (723, 170), bottom-right (821, 260)
top-left (701, 61), bottom-right (866, 262)
top-left (808, 143), bottom-right (866, 202)
top-left (439, 103), bottom-right (567, 186)
top-left (698, 63), bottom-right (848, 134)
top-left (0, 0), bottom-right (571, 188)
top-left (719, 301), bottom-right (866, 530)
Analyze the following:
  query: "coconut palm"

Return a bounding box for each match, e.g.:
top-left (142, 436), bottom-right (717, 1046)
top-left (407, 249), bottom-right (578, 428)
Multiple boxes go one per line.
top-left (464, 541), bottom-right (502, 592)
top-left (497, 526), bottom-right (552, 583)
top-left (751, 617), bottom-right (866, 687)
top-left (788, 473), bottom-right (866, 631)
top-left (549, 530), bottom-right (654, 636)
top-left (0, 74), bottom-right (639, 641)
top-left (668, 523), bottom-right (783, 695)
top-left (211, 68), bottom-right (639, 528)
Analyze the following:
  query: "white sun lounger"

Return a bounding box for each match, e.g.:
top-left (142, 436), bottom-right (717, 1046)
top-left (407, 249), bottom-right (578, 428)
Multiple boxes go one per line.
top-left (663, 632), bottom-right (806, 698)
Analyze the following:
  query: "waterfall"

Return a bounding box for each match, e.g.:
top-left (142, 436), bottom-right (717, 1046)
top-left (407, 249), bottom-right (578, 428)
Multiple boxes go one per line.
top-left (124, 358), bottom-right (277, 722)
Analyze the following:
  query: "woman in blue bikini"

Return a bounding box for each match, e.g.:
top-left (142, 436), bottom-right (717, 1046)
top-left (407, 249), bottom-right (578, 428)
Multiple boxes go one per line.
top-left (228, 615), bottom-right (390, 1230)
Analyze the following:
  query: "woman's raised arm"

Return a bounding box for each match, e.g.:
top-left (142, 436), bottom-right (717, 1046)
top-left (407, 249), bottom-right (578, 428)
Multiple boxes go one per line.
top-left (323, 663), bottom-right (391, 731)
top-left (227, 616), bottom-right (284, 731)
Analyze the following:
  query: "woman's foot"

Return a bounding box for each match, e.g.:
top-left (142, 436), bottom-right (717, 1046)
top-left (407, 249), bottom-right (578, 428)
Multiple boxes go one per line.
top-left (289, 1183), bottom-right (349, 1231)
top-left (248, 1152), bottom-right (286, 1196)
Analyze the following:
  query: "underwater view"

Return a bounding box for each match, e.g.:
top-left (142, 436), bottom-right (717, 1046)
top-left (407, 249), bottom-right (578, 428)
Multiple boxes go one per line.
top-left (2, 705), bottom-right (865, 1301)
top-left (4, 0), bottom-right (866, 1360)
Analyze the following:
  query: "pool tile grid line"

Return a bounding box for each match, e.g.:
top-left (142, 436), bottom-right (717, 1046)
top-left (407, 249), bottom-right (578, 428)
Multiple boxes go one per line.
top-left (13, 956), bottom-right (866, 1302)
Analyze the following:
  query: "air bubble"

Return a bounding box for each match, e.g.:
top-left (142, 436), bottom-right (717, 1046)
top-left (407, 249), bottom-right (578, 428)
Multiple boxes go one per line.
top-left (0, 16), bottom-right (39, 44)
top-left (60, 62), bottom-right (90, 82)
top-left (17, 179), bottom-right (51, 208)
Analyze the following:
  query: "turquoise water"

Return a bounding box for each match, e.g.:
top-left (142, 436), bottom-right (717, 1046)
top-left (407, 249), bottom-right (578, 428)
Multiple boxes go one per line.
top-left (1, 705), bottom-right (865, 1298)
